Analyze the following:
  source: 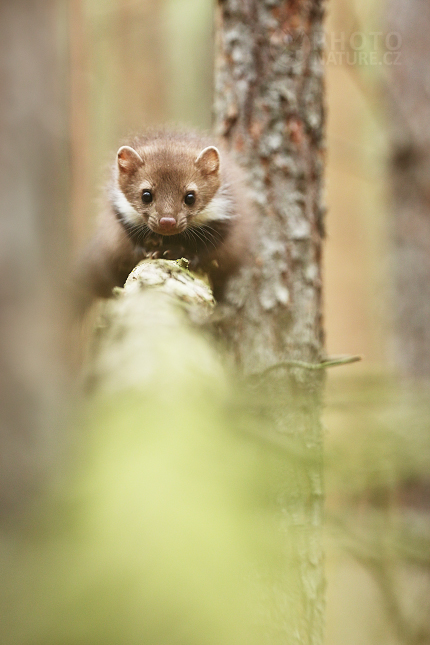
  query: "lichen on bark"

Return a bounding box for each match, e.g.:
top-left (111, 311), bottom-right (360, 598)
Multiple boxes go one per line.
top-left (84, 259), bottom-right (216, 392)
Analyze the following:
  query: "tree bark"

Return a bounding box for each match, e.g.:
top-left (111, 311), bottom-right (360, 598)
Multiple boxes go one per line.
top-left (213, 2), bottom-right (326, 644)
top-left (214, 0), bottom-right (325, 376)
top-left (386, 0), bottom-right (430, 379)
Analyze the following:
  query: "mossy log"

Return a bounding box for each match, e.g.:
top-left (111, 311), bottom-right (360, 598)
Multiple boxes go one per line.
top-left (0, 260), bottom-right (293, 645)
top-left (85, 259), bottom-right (217, 393)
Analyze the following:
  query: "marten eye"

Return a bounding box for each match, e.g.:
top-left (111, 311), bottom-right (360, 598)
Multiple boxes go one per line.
top-left (184, 191), bottom-right (196, 206)
top-left (142, 190), bottom-right (153, 204)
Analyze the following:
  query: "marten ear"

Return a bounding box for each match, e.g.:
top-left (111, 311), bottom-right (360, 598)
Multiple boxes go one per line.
top-left (117, 146), bottom-right (144, 174)
top-left (195, 146), bottom-right (220, 176)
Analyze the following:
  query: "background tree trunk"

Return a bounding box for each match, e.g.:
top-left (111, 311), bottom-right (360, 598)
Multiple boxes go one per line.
top-left (386, 0), bottom-right (430, 379)
top-left (213, 2), bottom-right (326, 644)
top-left (0, 0), bottom-right (70, 515)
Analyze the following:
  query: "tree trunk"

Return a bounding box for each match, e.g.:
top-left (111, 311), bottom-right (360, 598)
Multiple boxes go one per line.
top-left (214, 0), bottom-right (325, 375)
top-left (0, 0), bottom-right (70, 515)
top-left (213, 2), bottom-right (326, 644)
top-left (386, 0), bottom-right (430, 379)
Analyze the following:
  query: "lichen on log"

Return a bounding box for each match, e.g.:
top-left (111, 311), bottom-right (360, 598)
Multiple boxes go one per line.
top-left (84, 259), bottom-right (217, 394)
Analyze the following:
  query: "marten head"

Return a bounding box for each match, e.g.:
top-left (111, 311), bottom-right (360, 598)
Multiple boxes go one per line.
top-left (112, 139), bottom-right (222, 236)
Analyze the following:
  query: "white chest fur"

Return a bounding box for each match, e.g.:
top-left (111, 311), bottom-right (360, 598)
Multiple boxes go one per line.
top-left (111, 187), bottom-right (141, 225)
top-left (190, 191), bottom-right (234, 226)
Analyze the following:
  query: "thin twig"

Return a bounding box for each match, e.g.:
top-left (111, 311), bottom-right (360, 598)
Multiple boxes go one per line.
top-left (255, 355), bottom-right (362, 378)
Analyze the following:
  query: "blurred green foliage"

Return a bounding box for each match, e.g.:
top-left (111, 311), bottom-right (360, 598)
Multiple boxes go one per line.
top-left (0, 392), bottom-right (288, 645)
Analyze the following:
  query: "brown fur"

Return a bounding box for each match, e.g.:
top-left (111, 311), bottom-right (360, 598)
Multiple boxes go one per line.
top-left (72, 129), bottom-right (254, 314)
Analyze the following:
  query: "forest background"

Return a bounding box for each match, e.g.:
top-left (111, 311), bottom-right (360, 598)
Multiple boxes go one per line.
top-left (1, 0), bottom-right (429, 644)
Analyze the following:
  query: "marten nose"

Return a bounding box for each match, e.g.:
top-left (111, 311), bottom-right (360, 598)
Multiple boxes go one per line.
top-left (159, 217), bottom-right (177, 232)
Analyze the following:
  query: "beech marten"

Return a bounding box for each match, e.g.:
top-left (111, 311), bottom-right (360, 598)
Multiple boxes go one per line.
top-left (73, 129), bottom-right (254, 313)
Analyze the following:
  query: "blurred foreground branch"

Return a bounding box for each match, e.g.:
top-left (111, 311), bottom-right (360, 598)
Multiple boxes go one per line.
top-left (1, 259), bottom-right (302, 645)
